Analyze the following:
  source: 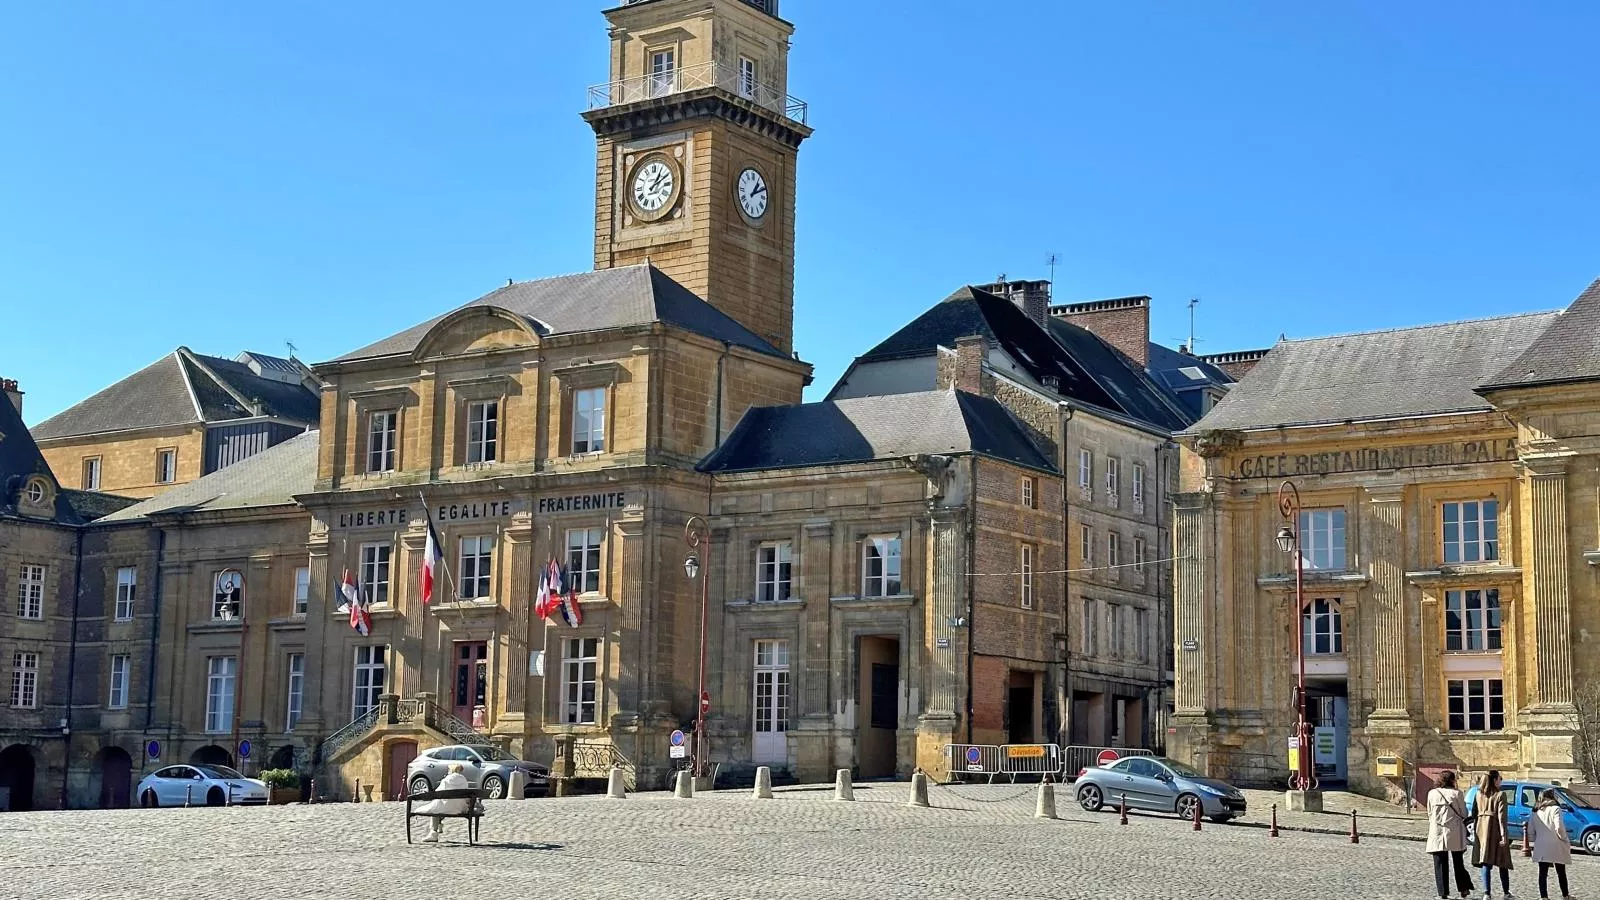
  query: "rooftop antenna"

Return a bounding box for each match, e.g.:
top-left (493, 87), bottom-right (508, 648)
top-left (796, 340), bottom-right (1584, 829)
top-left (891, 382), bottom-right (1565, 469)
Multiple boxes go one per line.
top-left (1045, 253), bottom-right (1059, 290)
top-left (285, 340), bottom-right (298, 360)
top-left (1187, 298), bottom-right (1201, 354)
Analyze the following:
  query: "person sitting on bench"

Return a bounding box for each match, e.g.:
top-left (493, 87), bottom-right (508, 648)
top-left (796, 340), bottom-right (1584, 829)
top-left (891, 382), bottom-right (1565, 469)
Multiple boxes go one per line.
top-left (412, 763), bottom-right (480, 843)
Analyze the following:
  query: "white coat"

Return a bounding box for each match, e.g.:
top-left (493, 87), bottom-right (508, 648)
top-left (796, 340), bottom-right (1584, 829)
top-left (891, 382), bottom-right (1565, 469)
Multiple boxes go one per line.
top-left (1426, 787), bottom-right (1469, 853)
top-left (1530, 804), bottom-right (1572, 866)
top-left (413, 771), bottom-right (474, 816)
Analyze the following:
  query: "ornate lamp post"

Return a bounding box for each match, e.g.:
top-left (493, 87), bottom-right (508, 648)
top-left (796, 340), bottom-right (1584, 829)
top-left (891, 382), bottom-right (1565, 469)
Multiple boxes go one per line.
top-left (683, 516), bottom-right (711, 779)
top-left (1274, 482), bottom-right (1315, 796)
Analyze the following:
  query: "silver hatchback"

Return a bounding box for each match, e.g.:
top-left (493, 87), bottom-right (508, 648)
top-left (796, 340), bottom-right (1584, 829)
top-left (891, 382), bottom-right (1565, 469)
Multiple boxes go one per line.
top-left (406, 744), bottom-right (550, 799)
top-left (1075, 755), bottom-right (1247, 823)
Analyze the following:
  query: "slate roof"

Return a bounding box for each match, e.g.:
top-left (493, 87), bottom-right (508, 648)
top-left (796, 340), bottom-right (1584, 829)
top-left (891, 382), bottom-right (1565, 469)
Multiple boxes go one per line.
top-left (32, 349), bottom-right (318, 440)
top-left (1481, 277), bottom-right (1600, 390)
top-left (1147, 342), bottom-right (1236, 419)
top-left (0, 389), bottom-right (86, 524)
top-left (698, 389), bottom-right (1057, 474)
top-left (333, 264), bottom-right (785, 363)
top-left (99, 430), bottom-right (320, 522)
top-left (1044, 319), bottom-right (1195, 432)
top-left (1187, 310), bottom-right (1561, 433)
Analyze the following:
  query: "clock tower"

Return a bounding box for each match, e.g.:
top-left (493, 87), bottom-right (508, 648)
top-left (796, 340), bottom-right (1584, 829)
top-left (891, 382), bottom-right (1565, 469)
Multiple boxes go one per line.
top-left (584, 0), bottom-right (812, 354)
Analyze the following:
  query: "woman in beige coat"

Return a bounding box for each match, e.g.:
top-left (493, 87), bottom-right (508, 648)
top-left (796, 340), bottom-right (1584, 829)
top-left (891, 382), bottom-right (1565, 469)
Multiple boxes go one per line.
top-left (1471, 770), bottom-right (1514, 897)
top-left (1429, 770), bottom-right (1475, 899)
top-left (1529, 790), bottom-right (1572, 899)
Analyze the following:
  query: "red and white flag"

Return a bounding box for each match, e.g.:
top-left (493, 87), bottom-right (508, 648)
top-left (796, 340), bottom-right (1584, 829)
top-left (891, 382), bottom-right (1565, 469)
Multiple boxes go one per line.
top-left (420, 516), bottom-right (444, 606)
top-left (338, 568), bottom-right (360, 612)
top-left (340, 568), bottom-right (371, 636)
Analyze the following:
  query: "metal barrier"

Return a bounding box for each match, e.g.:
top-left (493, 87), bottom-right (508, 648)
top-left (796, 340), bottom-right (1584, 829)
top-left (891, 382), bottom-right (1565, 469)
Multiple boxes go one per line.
top-left (945, 744), bottom-right (1004, 776)
top-left (1062, 745), bottom-right (1153, 779)
top-left (1000, 744), bottom-right (1060, 777)
top-left (946, 743), bottom-right (1155, 782)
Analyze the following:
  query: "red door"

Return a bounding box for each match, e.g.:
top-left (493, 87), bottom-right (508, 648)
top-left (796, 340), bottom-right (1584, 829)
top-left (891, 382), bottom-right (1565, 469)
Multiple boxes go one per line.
top-left (453, 642), bottom-right (488, 723)
top-left (387, 741), bottom-right (418, 800)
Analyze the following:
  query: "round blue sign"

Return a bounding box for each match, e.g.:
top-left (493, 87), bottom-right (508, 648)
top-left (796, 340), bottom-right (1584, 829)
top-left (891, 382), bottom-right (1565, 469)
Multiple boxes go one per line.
top-left (238, 739), bottom-right (252, 760)
top-left (669, 730), bottom-right (686, 747)
top-left (146, 740), bottom-right (161, 760)
top-left (965, 747), bottom-right (982, 764)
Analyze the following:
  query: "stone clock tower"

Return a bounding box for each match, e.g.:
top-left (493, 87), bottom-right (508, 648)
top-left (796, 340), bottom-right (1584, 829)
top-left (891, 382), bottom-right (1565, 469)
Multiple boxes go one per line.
top-left (584, 0), bottom-right (812, 354)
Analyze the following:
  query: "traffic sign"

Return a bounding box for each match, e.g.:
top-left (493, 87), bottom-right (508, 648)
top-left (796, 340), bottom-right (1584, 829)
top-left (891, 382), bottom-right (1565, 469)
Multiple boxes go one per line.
top-left (699, 692), bottom-right (711, 714)
top-left (146, 740), bottom-right (161, 761)
top-left (1096, 749), bottom-right (1120, 766)
top-left (965, 747), bottom-right (982, 764)
top-left (238, 739), bottom-right (252, 760)
top-left (670, 745), bottom-right (687, 759)
top-left (669, 730), bottom-right (686, 747)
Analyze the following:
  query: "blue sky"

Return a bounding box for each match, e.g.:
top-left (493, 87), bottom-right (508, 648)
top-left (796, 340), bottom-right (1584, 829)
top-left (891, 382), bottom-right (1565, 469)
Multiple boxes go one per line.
top-left (5, 2), bottom-right (1599, 425)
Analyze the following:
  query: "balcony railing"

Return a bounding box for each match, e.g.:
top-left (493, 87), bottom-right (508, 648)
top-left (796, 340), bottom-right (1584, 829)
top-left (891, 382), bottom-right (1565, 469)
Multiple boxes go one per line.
top-left (587, 60), bottom-right (808, 125)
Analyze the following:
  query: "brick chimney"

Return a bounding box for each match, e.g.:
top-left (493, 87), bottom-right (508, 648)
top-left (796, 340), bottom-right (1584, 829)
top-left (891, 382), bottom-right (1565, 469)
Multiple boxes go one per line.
top-left (1050, 296), bottom-right (1150, 368)
top-left (1199, 349), bottom-right (1271, 382)
top-left (953, 335), bottom-right (988, 395)
top-left (1, 378), bottom-right (20, 416)
top-left (976, 279), bottom-right (1051, 328)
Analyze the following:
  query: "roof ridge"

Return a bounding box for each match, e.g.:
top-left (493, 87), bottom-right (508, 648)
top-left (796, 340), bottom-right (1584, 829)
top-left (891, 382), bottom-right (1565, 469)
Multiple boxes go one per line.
top-left (1281, 308), bottom-right (1562, 344)
top-left (178, 347), bottom-right (261, 417)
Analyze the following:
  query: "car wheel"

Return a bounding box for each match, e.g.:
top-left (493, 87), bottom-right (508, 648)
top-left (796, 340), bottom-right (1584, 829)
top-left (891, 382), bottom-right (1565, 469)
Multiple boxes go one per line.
top-left (1175, 793), bottom-right (1202, 822)
top-left (140, 789), bottom-right (158, 809)
top-left (206, 787), bottom-right (226, 807)
top-left (1583, 828), bottom-right (1600, 856)
top-left (409, 775), bottom-right (432, 796)
top-left (1077, 783), bottom-right (1104, 812)
top-left (483, 774), bottom-right (506, 800)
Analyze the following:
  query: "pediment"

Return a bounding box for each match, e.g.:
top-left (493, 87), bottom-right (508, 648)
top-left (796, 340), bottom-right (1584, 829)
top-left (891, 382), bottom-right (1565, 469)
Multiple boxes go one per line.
top-left (413, 307), bottom-right (541, 361)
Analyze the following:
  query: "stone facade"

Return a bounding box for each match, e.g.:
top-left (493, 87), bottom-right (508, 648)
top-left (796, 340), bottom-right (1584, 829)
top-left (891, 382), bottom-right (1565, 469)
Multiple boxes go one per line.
top-left (38, 426), bottom-right (206, 499)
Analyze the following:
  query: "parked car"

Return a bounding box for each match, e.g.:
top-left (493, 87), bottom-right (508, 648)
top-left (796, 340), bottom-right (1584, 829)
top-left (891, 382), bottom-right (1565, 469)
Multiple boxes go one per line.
top-left (137, 764), bottom-right (268, 807)
top-left (1075, 756), bottom-right (1247, 823)
top-left (406, 744), bottom-right (550, 799)
top-left (1477, 780), bottom-right (1600, 856)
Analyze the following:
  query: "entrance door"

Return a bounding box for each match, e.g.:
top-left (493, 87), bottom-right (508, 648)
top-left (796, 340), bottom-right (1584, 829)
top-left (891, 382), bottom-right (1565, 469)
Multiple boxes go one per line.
top-left (453, 642), bottom-right (488, 723)
top-left (0, 745), bottom-right (36, 811)
top-left (1007, 671), bottom-right (1036, 744)
top-left (386, 741), bottom-right (418, 801)
top-left (96, 747), bottom-right (133, 808)
top-left (752, 640), bottom-right (790, 764)
top-left (856, 635), bottom-right (900, 779)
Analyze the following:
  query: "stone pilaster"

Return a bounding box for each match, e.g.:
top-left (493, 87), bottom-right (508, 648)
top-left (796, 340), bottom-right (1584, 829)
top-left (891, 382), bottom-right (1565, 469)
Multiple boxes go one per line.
top-left (1363, 486), bottom-right (1410, 723)
top-left (499, 510), bottom-right (535, 733)
top-left (924, 507), bottom-right (963, 717)
top-left (398, 524), bottom-right (427, 697)
top-left (1526, 461), bottom-right (1575, 710)
top-left (609, 513), bottom-right (646, 724)
top-left (296, 529), bottom-right (332, 736)
top-left (1171, 491), bottom-right (1211, 714)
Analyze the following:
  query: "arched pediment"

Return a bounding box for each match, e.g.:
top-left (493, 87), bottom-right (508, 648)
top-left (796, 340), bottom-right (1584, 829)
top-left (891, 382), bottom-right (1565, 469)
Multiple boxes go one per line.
top-left (412, 306), bottom-right (542, 361)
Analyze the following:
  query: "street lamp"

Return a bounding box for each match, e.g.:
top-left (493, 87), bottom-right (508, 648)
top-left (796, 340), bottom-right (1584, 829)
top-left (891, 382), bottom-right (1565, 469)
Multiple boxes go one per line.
top-left (684, 516), bottom-right (711, 780)
top-left (1276, 481), bottom-right (1314, 795)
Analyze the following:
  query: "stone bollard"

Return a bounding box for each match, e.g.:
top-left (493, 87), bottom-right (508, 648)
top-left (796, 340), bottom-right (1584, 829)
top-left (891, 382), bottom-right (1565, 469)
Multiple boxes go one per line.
top-left (1034, 782), bottom-right (1057, 820)
top-left (834, 768), bottom-right (854, 801)
top-left (674, 769), bottom-right (695, 799)
top-left (606, 767), bottom-right (627, 799)
top-left (508, 769), bottom-right (529, 800)
top-left (907, 772), bottom-right (930, 808)
top-left (752, 766), bottom-right (773, 800)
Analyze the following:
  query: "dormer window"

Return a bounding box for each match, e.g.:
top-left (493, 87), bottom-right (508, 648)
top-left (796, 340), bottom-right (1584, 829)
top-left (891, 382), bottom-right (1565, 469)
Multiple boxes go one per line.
top-left (23, 478), bottom-right (47, 505)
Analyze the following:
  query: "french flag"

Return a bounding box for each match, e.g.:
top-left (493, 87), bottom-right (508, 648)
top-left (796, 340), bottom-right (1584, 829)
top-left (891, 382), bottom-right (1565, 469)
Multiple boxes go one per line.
top-left (420, 516), bottom-right (444, 606)
top-left (340, 568), bottom-right (371, 636)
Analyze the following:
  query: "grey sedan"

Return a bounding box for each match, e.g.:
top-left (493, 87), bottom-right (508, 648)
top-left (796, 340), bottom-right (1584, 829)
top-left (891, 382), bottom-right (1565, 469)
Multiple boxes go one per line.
top-left (407, 744), bottom-right (550, 799)
top-left (1075, 756), bottom-right (1247, 823)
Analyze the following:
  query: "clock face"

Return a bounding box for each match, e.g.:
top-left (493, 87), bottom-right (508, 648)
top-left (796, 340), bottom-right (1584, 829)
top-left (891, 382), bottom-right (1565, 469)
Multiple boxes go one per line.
top-left (736, 167), bottom-right (769, 220)
top-left (632, 159), bottom-right (676, 214)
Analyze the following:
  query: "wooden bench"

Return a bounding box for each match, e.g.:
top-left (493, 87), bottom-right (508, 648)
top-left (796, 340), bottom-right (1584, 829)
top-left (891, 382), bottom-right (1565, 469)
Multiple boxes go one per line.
top-left (405, 787), bottom-right (490, 845)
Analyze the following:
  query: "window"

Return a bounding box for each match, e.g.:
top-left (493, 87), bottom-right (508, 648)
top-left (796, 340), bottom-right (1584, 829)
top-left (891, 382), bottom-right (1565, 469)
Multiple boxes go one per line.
top-left (459, 536), bottom-right (494, 600)
top-left (1443, 500), bottom-right (1499, 564)
top-left (1135, 608), bottom-right (1149, 663)
top-left (1019, 544), bottom-right (1034, 609)
top-left (82, 457), bottom-right (101, 491)
top-left (1445, 588), bottom-right (1502, 652)
top-left (1108, 603), bottom-right (1125, 659)
top-left (573, 387), bottom-right (606, 454)
top-left (1078, 449), bottom-right (1093, 496)
top-left (360, 543), bottom-right (392, 606)
top-left (1106, 457), bottom-right (1121, 504)
top-left (205, 656), bottom-right (237, 733)
top-left (17, 564), bottom-right (44, 619)
top-left (466, 400), bottom-right (499, 464)
top-left (10, 652), bottom-right (38, 708)
top-left (352, 646), bottom-right (386, 718)
top-left (1107, 532), bottom-right (1121, 569)
top-left (108, 654), bottom-right (129, 709)
top-left (367, 410), bottom-right (398, 473)
top-left (114, 567), bottom-right (137, 621)
top-left (1079, 524), bottom-right (1093, 566)
top-left (1448, 678), bottom-right (1505, 732)
top-left (738, 55), bottom-right (758, 99)
top-left (862, 535), bottom-right (902, 597)
top-left (1132, 464), bottom-right (1146, 508)
top-left (566, 528), bottom-right (603, 594)
top-left (757, 541), bottom-right (793, 602)
top-left (753, 639), bottom-right (789, 734)
top-left (293, 567), bottom-right (310, 616)
top-left (1301, 599), bottom-right (1343, 655)
top-left (649, 48), bottom-right (676, 97)
top-left (1081, 599), bottom-right (1098, 654)
top-left (1299, 509), bottom-right (1347, 571)
top-left (1021, 476), bottom-right (1036, 509)
top-left (23, 479), bottom-right (45, 504)
top-left (286, 653), bottom-right (304, 731)
top-left (561, 637), bottom-right (599, 724)
top-left (1134, 536), bottom-right (1147, 573)
top-left (156, 449), bottom-right (177, 484)
top-left (212, 571), bottom-right (242, 621)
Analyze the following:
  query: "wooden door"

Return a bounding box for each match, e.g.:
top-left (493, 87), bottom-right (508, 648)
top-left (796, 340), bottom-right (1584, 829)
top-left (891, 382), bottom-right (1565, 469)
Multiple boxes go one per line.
top-left (387, 741), bottom-right (418, 800)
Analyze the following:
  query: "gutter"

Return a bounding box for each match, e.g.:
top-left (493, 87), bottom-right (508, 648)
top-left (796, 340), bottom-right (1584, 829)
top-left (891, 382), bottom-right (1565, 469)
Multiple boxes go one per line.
top-left (60, 526), bottom-right (85, 808)
top-left (964, 455), bottom-right (977, 745)
top-left (144, 527), bottom-right (167, 731)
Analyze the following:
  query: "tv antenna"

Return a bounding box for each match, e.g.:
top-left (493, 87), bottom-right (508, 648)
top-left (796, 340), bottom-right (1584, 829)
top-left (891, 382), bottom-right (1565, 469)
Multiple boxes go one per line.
top-left (1187, 298), bottom-right (1200, 353)
top-left (285, 340), bottom-right (298, 360)
top-left (1046, 253), bottom-right (1060, 289)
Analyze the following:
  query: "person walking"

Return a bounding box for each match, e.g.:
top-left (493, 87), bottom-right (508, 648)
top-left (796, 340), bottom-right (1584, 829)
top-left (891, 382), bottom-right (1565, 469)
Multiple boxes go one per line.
top-left (1472, 770), bottom-right (1515, 898)
top-left (1430, 770), bottom-right (1476, 899)
top-left (1529, 790), bottom-right (1573, 899)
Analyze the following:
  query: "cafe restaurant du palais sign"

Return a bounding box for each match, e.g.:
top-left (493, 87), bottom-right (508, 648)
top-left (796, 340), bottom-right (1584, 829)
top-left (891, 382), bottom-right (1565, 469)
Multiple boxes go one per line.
top-left (1231, 438), bottom-right (1518, 480)
top-left (333, 491), bottom-right (632, 529)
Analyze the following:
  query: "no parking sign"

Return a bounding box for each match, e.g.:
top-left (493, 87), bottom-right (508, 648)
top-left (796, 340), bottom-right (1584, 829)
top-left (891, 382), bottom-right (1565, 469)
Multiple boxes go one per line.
top-left (146, 740), bottom-right (160, 764)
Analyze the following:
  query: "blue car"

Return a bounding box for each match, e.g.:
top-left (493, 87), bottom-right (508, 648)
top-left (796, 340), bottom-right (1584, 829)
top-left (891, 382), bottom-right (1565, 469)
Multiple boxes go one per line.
top-left (1487, 781), bottom-right (1600, 856)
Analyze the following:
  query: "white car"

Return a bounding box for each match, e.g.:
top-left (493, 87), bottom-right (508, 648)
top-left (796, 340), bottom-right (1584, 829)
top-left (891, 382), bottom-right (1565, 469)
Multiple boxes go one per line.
top-left (137, 764), bottom-right (268, 807)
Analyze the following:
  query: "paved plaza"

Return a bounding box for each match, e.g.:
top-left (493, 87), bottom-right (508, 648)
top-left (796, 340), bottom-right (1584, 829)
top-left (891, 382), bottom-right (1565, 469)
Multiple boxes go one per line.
top-left (1, 783), bottom-right (1595, 900)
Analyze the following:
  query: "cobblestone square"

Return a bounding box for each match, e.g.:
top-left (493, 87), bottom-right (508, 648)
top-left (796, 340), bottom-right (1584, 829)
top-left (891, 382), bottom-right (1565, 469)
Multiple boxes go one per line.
top-left (3, 784), bottom-right (1596, 899)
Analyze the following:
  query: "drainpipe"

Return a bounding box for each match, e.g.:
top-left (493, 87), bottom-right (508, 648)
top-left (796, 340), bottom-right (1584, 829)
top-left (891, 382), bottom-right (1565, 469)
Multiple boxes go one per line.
top-left (713, 341), bottom-right (731, 448)
top-left (60, 526), bottom-right (85, 809)
top-left (1058, 404), bottom-right (1075, 748)
top-left (964, 455), bottom-right (977, 745)
top-left (144, 527), bottom-right (167, 731)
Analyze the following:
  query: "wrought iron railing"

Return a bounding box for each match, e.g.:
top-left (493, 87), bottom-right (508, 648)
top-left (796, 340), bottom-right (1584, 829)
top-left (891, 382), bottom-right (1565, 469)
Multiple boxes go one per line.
top-left (428, 704), bottom-right (491, 745)
top-left (570, 740), bottom-right (637, 791)
top-left (587, 61), bottom-right (808, 125)
top-left (318, 705), bottom-right (380, 763)
top-left (316, 698), bottom-right (492, 765)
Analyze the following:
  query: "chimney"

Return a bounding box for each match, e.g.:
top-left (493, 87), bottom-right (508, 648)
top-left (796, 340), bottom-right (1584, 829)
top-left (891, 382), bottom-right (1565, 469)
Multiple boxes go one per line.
top-left (1199, 348), bottom-right (1272, 382)
top-left (976, 278), bottom-right (1051, 329)
top-left (1049, 296), bottom-right (1150, 368)
top-left (953, 335), bottom-right (988, 395)
top-left (1, 378), bottom-right (20, 416)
